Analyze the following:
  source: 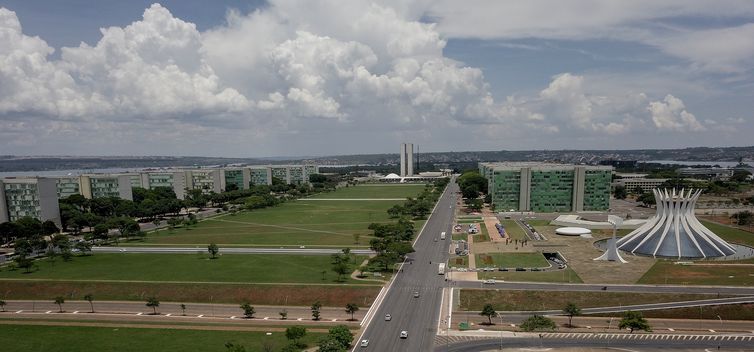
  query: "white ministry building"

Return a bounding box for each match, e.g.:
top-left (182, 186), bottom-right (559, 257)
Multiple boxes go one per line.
top-left (616, 188), bottom-right (736, 259)
top-left (400, 143), bottom-right (414, 177)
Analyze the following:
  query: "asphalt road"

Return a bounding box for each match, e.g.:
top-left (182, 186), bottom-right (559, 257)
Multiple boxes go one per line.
top-left (436, 337), bottom-right (754, 352)
top-left (451, 280), bottom-right (754, 295)
top-left (355, 179), bottom-right (458, 352)
top-left (92, 247), bottom-right (375, 255)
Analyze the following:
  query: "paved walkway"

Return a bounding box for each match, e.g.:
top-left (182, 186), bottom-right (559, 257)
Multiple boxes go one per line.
top-left (301, 198), bottom-right (405, 201)
top-left (467, 234), bottom-right (476, 269)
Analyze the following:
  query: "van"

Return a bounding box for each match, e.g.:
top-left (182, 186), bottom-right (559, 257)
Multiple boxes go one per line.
top-left (440, 232), bottom-right (446, 240)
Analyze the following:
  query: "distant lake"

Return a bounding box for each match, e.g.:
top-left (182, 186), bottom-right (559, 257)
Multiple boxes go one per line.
top-left (0, 167), bottom-right (145, 178)
top-left (645, 160), bottom-right (742, 168)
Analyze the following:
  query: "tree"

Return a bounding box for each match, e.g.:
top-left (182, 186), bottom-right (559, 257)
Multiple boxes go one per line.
top-left (326, 325), bottom-right (353, 349)
top-left (0, 221), bottom-right (22, 244)
top-left (0, 299), bottom-right (6, 312)
top-left (461, 184), bottom-right (480, 200)
top-left (520, 315), bottom-right (557, 331)
top-left (613, 185), bottom-right (627, 200)
top-left (345, 303), bottom-right (359, 321)
top-left (562, 302), bottom-right (581, 327)
top-left (619, 311), bottom-right (650, 333)
top-left (317, 336), bottom-right (345, 352)
top-left (180, 303), bottom-right (187, 315)
top-left (84, 294), bottom-right (94, 313)
top-left (224, 342), bottom-right (247, 352)
top-left (41, 220), bottom-right (59, 236)
top-left (480, 303), bottom-right (496, 325)
top-left (240, 302), bottom-right (255, 319)
top-left (731, 211), bottom-right (753, 226)
top-left (15, 255), bottom-right (34, 273)
top-left (285, 326), bottom-right (307, 347)
top-left (311, 301), bottom-right (322, 321)
top-left (54, 296), bottom-right (65, 313)
top-left (331, 248), bottom-right (352, 282)
top-left (637, 192), bottom-right (656, 206)
top-left (208, 243), bottom-right (219, 259)
top-left (279, 308), bottom-right (288, 320)
top-left (146, 296), bottom-right (160, 315)
top-left (75, 241), bottom-right (92, 256)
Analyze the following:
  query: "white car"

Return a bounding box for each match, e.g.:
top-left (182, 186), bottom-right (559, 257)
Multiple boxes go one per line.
top-left (385, 314), bottom-right (391, 321)
top-left (400, 330), bottom-right (408, 339)
top-left (360, 339), bottom-right (369, 347)
top-left (413, 291), bottom-right (420, 298)
top-left (483, 279), bottom-right (496, 284)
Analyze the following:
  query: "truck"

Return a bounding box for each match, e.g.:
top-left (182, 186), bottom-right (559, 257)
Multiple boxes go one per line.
top-left (438, 263), bottom-right (446, 275)
top-left (440, 231), bottom-right (446, 240)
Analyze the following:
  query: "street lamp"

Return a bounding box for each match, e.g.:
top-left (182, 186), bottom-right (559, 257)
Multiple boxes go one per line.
top-left (717, 314), bottom-right (723, 331)
top-left (497, 313), bottom-right (504, 350)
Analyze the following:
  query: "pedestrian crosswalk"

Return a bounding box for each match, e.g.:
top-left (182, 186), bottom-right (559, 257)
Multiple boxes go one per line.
top-left (539, 332), bottom-right (754, 342)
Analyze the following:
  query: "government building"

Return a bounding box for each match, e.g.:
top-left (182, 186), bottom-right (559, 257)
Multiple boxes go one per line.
top-left (479, 162), bottom-right (612, 212)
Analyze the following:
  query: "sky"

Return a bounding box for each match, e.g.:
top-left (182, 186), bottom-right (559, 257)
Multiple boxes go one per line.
top-left (0, 1), bottom-right (753, 157)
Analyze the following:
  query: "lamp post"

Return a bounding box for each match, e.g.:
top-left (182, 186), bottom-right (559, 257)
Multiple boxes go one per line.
top-left (717, 314), bottom-right (723, 331)
top-left (497, 313), bottom-right (504, 350)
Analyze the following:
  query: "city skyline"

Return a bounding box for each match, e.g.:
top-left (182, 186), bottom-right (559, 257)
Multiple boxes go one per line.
top-left (1, 1), bottom-right (753, 157)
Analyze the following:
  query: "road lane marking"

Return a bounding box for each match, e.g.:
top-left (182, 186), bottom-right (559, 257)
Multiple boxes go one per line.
top-left (263, 317), bottom-right (269, 320)
top-left (136, 312), bottom-right (142, 316)
top-left (297, 318), bottom-right (303, 321)
top-left (331, 319), bottom-right (337, 322)
top-left (45, 311), bottom-right (52, 314)
top-left (197, 314), bottom-right (204, 317)
top-left (15, 310), bottom-right (23, 313)
top-left (708, 329), bottom-right (715, 333)
top-left (165, 313), bottom-right (171, 317)
top-left (230, 316), bottom-right (236, 319)
top-left (668, 328), bottom-right (675, 331)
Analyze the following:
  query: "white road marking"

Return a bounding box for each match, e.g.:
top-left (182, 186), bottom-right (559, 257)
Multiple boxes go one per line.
top-left (331, 319), bottom-right (337, 322)
top-left (73, 311), bottom-right (79, 314)
top-left (709, 329), bottom-right (716, 333)
top-left (263, 317), bottom-right (269, 320)
top-left (230, 316), bottom-right (236, 319)
top-left (297, 318), bottom-right (303, 321)
top-left (668, 328), bottom-right (675, 331)
top-left (197, 314), bottom-right (204, 318)
top-left (45, 311), bottom-right (52, 314)
top-left (15, 310), bottom-right (23, 313)
top-left (165, 313), bottom-right (171, 317)
top-left (136, 312), bottom-right (142, 316)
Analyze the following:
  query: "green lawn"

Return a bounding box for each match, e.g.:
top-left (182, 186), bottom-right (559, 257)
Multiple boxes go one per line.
top-left (458, 289), bottom-right (732, 311)
top-left (475, 253), bottom-right (549, 268)
top-left (499, 220), bottom-right (526, 240)
top-left (0, 324), bottom-right (325, 352)
top-left (525, 220), bottom-right (552, 227)
top-left (308, 184), bottom-right (427, 199)
top-left (701, 220), bottom-right (754, 247)
top-left (637, 261), bottom-right (754, 286)
top-left (0, 253), bottom-right (367, 285)
top-left (478, 268), bottom-right (583, 284)
top-left (140, 184), bottom-right (426, 247)
top-left (474, 223), bottom-right (490, 242)
top-left (452, 232), bottom-right (467, 241)
top-left (449, 256), bottom-right (469, 268)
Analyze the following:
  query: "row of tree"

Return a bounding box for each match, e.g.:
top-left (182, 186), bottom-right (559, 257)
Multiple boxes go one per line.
top-left (479, 302), bottom-right (650, 333)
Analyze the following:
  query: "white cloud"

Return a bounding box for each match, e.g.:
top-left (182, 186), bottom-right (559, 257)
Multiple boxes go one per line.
top-left (648, 94), bottom-right (706, 132)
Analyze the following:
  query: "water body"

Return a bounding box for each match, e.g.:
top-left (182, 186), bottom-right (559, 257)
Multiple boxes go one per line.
top-left (645, 160), bottom-right (742, 168)
top-left (0, 167), bottom-right (146, 178)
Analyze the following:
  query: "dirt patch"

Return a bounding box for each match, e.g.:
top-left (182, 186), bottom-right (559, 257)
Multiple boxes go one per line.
top-left (479, 255), bottom-right (494, 265)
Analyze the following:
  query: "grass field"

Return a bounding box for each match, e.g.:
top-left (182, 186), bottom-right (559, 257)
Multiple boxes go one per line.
top-left (474, 223), bottom-right (490, 242)
top-left (0, 253), bottom-right (368, 285)
top-left (475, 253), bottom-right (549, 268)
top-left (0, 280), bottom-right (380, 306)
top-left (478, 268), bottom-right (583, 283)
top-left (499, 220), bottom-right (526, 240)
top-left (308, 184), bottom-right (427, 199)
top-left (701, 220), bottom-right (754, 247)
top-left (452, 233), bottom-right (467, 241)
top-left (0, 324), bottom-right (325, 352)
top-left (139, 184), bottom-right (426, 247)
top-left (458, 289), bottom-right (732, 311)
top-left (637, 261), bottom-right (754, 286)
top-left (449, 256), bottom-right (469, 268)
top-left (525, 220), bottom-right (552, 227)
top-left (602, 303), bottom-right (754, 321)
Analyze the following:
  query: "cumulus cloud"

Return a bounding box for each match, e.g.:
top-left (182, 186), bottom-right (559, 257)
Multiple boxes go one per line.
top-left (0, 1), bottom-right (731, 155)
top-left (648, 95), bottom-right (706, 132)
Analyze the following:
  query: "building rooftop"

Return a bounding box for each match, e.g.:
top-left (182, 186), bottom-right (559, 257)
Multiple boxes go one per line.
top-left (480, 162), bottom-right (612, 171)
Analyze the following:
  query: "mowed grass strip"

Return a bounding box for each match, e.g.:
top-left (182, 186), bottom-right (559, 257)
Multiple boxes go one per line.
top-left (701, 220), bottom-right (754, 247)
top-left (499, 220), bottom-right (526, 240)
top-left (0, 253), bottom-right (368, 285)
top-left (0, 324), bottom-right (324, 352)
top-left (143, 184), bottom-right (427, 246)
top-left (637, 261), bottom-right (754, 286)
top-left (475, 253), bottom-right (549, 268)
top-left (477, 268), bottom-right (583, 284)
top-left (458, 289), bottom-right (735, 311)
top-left (308, 183), bottom-right (428, 199)
top-left (0, 280), bottom-right (379, 306)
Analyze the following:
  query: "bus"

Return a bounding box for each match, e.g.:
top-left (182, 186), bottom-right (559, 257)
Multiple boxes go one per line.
top-left (438, 263), bottom-right (446, 275)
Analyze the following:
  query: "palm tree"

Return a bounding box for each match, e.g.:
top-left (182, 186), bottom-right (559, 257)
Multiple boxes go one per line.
top-left (84, 294), bottom-right (94, 313)
top-left (54, 296), bottom-right (65, 313)
top-left (146, 297), bottom-right (160, 315)
top-left (345, 303), bottom-right (359, 321)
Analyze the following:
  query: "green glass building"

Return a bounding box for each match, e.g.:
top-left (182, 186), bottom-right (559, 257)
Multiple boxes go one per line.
top-left (479, 162), bottom-right (612, 212)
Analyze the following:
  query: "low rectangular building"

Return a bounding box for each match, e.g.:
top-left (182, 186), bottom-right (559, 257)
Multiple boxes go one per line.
top-left (480, 162), bottom-right (612, 212)
top-left (0, 177), bottom-right (61, 226)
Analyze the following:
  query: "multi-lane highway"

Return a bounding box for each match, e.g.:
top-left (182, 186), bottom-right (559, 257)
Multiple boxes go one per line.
top-left (354, 179), bottom-right (458, 351)
top-left (452, 280), bottom-right (754, 295)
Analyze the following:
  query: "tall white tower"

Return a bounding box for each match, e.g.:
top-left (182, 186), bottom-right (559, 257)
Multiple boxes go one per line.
top-left (617, 188), bottom-right (736, 259)
top-left (400, 143), bottom-right (414, 177)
